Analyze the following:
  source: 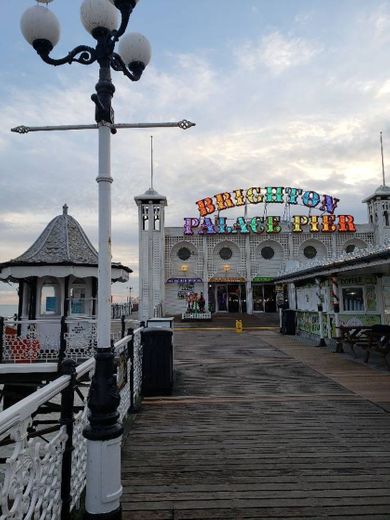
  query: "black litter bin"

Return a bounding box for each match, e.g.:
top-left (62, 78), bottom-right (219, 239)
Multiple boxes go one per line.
top-left (281, 309), bottom-right (296, 335)
top-left (141, 327), bottom-right (174, 396)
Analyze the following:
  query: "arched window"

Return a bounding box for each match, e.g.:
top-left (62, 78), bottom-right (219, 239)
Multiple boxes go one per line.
top-left (384, 210), bottom-right (389, 226)
top-left (40, 280), bottom-right (60, 315)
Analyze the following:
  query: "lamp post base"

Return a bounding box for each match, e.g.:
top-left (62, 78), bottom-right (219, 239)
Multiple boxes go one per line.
top-left (84, 506), bottom-right (122, 520)
top-left (83, 349), bottom-right (123, 519)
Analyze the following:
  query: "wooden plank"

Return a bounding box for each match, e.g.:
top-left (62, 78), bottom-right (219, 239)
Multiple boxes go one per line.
top-left (121, 329), bottom-right (390, 518)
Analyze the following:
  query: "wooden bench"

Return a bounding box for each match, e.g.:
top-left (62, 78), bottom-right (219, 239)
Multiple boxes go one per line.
top-left (340, 325), bottom-right (390, 369)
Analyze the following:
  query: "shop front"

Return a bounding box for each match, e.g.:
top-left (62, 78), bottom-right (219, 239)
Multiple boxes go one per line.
top-left (208, 277), bottom-right (246, 313)
top-left (252, 277), bottom-right (276, 312)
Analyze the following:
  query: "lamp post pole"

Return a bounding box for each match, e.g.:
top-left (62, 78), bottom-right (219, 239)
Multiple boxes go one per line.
top-left (18, 1), bottom-right (194, 518)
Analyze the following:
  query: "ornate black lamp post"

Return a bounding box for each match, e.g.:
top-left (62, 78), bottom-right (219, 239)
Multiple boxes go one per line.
top-left (19, 0), bottom-right (151, 518)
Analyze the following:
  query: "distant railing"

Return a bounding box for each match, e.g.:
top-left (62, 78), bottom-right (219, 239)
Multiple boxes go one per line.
top-left (111, 302), bottom-right (132, 319)
top-left (0, 327), bottom-right (144, 520)
top-left (0, 315), bottom-right (138, 364)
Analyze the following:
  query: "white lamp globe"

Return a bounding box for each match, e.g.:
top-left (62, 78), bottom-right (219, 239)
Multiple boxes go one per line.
top-left (20, 5), bottom-right (60, 47)
top-left (80, 0), bottom-right (119, 35)
top-left (118, 32), bottom-right (151, 67)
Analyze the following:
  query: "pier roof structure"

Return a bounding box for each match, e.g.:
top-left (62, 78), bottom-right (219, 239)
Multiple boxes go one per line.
top-left (0, 205), bottom-right (131, 282)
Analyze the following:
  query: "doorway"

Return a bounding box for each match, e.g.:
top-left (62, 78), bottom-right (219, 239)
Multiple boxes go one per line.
top-left (253, 284), bottom-right (276, 312)
top-left (210, 284), bottom-right (246, 313)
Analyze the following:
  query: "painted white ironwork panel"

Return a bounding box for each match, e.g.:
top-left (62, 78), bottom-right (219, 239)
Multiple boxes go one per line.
top-left (70, 405), bottom-right (88, 510)
top-left (0, 419), bottom-right (66, 520)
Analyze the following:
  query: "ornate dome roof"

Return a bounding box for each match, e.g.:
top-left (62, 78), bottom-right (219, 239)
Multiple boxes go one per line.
top-left (11, 204), bottom-right (98, 265)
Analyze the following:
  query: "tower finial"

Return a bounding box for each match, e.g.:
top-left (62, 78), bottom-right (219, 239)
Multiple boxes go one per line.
top-left (63, 203), bottom-right (68, 215)
top-left (380, 131), bottom-right (386, 186)
top-left (150, 135), bottom-right (154, 190)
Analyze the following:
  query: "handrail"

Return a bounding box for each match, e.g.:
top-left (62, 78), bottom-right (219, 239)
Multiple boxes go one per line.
top-left (0, 374), bottom-right (70, 436)
top-left (0, 357), bottom-right (95, 437)
top-left (0, 328), bottom-right (144, 519)
top-left (114, 334), bottom-right (132, 351)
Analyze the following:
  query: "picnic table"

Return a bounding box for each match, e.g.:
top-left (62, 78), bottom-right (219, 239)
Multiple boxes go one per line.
top-left (339, 324), bottom-right (390, 369)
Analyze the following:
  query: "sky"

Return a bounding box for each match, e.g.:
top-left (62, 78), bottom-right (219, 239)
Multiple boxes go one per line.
top-left (1, 0), bottom-right (390, 304)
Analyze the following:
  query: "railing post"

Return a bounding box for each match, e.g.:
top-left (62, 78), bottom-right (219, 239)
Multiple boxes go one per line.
top-left (128, 329), bottom-right (135, 411)
top-left (60, 359), bottom-right (77, 520)
top-left (0, 317), bottom-right (4, 363)
top-left (58, 316), bottom-right (67, 368)
top-left (121, 315), bottom-right (126, 339)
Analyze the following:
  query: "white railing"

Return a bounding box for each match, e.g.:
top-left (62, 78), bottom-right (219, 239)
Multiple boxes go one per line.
top-left (1, 319), bottom-right (61, 363)
top-left (0, 316), bottom-right (138, 364)
top-left (0, 327), bottom-right (144, 520)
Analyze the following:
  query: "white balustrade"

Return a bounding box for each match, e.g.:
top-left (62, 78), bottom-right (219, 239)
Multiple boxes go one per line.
top-left (0, 328), bottom-right (144, 519)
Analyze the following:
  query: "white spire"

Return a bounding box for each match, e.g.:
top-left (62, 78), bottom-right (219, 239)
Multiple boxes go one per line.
top-left (380, 131), bottom-right (386, 186)
top-left (150, 135), bottom-right (154, 190)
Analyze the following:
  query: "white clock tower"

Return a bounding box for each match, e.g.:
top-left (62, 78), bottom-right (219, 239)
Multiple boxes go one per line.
top-left (135, 187), bottom-right (167, 322)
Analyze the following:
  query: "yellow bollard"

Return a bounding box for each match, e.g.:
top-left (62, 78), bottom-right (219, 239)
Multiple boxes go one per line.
top-left (235, 319), bottom-right (243, 333)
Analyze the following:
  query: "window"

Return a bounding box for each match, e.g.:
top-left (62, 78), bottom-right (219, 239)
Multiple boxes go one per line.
top-left (304, 246), bottom-right (317, 259)
top-left (366, 286), bottom-right (377, 311)
top-left (219, 247), bottom-right (233, 260)
top-left (261, 246), bottom-right (275, 260)
top-left (70, 279), bottom-right (87, 315)
top-left (342, 288), bottom-right (364, 311)
top-left (40, 281), bottom-right (59, 315)
top-left (177, 247), bottom-right (191, 261)
top-left (345, 244), bottom-right (355, 253)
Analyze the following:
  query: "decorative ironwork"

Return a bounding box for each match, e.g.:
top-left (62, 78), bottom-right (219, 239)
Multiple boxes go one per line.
top-left (2, 323), bottom-right (58, 363)
top-left (10, 125), bottom-right (30, 134)
top-left (116, 340), bottom-right (131, 421)
top-left (111, 53), bottom-right (144, 81)
top-left (70, 405), bottom-right (89, 510)
top-left (132, 328), bottom-right (143, 409)
top-left (178, 119), bottom-right (196, 130)
top-left (0, 330), bottom-right (144, 518)
top-left (0, 418), bottom-right (67, 520)
top-left (64, 320), bottom-right (97, 362)
top-left (34, 41), bottom-right (97, 67)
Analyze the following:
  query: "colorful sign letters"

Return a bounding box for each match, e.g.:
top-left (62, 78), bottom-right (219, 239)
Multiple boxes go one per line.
top-left (183, 186), bottom-right (356, 235)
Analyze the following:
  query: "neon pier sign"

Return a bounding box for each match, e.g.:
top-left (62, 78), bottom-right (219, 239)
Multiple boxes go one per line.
top-left (183, 186), bottom-right (356, 235)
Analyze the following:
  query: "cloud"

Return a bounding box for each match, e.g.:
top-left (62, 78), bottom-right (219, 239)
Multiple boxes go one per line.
top-left (1, 4), bottom-right (390, 302)
top-left (237, 31), bottom-right (321, 74)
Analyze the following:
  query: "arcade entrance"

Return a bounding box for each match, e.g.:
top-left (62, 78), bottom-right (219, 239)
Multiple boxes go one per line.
top-left (208, 284), bottom-right (247, 313)
top-left (253, 284), bottom-right (276, 312)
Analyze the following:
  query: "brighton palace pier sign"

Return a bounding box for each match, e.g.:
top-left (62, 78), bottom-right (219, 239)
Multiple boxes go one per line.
top-left (183, 186), bottom-right (356, 235)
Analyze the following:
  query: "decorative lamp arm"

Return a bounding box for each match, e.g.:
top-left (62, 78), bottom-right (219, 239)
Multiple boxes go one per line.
top-left (33, 39), bottom-right (97, 66)
top-left (111, 52), bottom-right (144, 81)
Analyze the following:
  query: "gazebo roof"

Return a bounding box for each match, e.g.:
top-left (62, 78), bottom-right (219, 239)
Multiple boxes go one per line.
top-left (13, 204), bottom-right (98, 265)
top-left (0, 205), bottom-right (131, 281)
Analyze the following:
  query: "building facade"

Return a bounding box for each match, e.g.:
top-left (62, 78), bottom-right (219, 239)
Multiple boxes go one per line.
top-left (136, 184), bottom-right (390, 320)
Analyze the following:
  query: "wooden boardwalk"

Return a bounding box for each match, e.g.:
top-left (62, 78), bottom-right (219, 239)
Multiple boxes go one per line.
top-left (122, 329), bottom-right (390, 519)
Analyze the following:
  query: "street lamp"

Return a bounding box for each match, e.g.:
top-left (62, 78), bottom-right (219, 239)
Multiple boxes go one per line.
top-left (20, 1), bottom-right (152, 518)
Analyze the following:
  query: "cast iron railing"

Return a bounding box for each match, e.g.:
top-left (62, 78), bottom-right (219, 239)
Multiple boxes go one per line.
top-left (0, 327), bottom-right (144, 519)
top-left (0, 316), bottom-right (136, 364)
